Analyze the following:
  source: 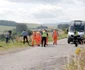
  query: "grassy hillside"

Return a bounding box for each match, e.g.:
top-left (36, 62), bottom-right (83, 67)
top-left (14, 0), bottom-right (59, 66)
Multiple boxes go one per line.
top-left (0, 20), bottom-right (17, 26)
top-left (26, 24), bottom-right (40, 28)
top-left (0, 25), bottom-right (15, 34)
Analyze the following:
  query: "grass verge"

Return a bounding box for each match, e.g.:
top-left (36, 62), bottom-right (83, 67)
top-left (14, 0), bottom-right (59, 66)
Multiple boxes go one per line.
top-left (0, 41), bottom-right (30, 51)
top-left (0, 32), bottom-right (67, 52)
top-left (65, 48), bottom-right (85, 70)
top-left (48, 33), bottom-right (67, 42)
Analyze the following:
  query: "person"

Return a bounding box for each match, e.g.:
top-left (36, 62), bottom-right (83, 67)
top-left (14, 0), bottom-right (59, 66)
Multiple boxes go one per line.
top-left (46, 30), bottom-right (48, 46)
top-left (52, 29), bottom-right (58, 45)
top-left (5, 31), bottom-right (10, 43)
top-left (8, 30), bottom-right (14, 43)
top-left (31, 31), bottom-right (36, 46)
top-left (74, 30), bottom-right (78, 36)
top-left (41, 29), bottom-right (48, 47)
top-left (73, 30), bottom-right (79, 46)
top-left (5, 30), bottom-right (13, 43)
top-left (22, 30), bottom-right (29, 44)
top-left (36, 31), bottom-right (41, 46)
top-left (74, 30), bottom-right (82, 44)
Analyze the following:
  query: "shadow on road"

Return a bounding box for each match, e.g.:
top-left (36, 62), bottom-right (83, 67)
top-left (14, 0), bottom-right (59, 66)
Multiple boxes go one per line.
top-left (44, 43), bottom-right (69, 48)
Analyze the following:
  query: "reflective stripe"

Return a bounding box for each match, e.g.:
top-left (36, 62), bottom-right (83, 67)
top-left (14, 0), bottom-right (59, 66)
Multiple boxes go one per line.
top-left (53, 31), bottom-right (57, 37)
top-left (42, 32), bottom-right (47, 37)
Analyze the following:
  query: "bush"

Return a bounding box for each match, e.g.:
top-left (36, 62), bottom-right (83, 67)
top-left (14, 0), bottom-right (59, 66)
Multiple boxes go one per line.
top-left (16, 24), bottom-right (28, 33)
top-left (0, 34), bottom-right (5, 41)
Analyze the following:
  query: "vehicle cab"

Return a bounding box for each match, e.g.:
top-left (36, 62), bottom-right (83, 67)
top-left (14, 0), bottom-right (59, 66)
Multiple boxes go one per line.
top-left (67, 20), bottom-right (85, 44)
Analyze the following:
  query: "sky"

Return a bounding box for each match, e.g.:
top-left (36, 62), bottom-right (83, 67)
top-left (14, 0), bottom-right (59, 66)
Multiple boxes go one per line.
top-left (0, 0), bottom-right (85, 24)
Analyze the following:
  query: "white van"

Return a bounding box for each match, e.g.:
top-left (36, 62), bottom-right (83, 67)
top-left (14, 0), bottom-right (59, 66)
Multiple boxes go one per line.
top-left (67, 20), bottom-right (85, 44)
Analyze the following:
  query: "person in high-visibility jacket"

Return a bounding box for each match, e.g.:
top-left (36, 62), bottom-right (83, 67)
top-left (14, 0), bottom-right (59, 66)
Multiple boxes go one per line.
top-left (46, 30), bottom-right (48, 46)
top-left (52, 29), bottom-right (58, 45)
top-left (41, 29), bottom-right (48, 47)
top-left (74, 30), bottom-right (82, 44)
top-left (74, 30), bottom-right (78, 36)
top-left (31, 31), bottom-right (36, 46)
top-left (36, 31), bottom-right (41, 46)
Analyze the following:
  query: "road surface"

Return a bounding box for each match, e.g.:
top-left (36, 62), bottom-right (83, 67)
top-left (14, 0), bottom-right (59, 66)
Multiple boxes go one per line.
top-left (0, 39), bottom-right (82, 70)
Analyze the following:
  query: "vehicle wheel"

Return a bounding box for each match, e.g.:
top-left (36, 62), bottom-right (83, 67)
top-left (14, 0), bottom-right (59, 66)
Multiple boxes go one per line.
top-left (75, 43), bottom-right (78, 47)
top-left (68, 40), bottom-right (70, 44)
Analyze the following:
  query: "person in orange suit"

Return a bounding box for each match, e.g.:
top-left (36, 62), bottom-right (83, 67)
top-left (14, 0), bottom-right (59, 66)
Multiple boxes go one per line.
top-left (36, 31), bottom-right (41, 46)
top-left (32, 31), bottom-right (36, 46)
top-left (52, 29), bottom-right (58, 45)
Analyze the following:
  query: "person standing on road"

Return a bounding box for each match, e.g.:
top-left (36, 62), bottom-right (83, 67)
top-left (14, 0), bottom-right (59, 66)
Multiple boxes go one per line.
top-left (22, 30), bottom-right (29, 44)
top-left (36, 31), bottom-right (41, 46)
top-left (41, 29), bottom-right (48, 47)
top-left (46, 30), bottom-right (48, 46)
top-left (31, 31), bottom-right (36, 46)
top-left (52, 29), bottom-right (58, 45)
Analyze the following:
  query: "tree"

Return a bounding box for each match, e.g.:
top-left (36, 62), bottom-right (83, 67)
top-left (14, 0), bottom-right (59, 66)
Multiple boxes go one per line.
top-left (0, 20), bottom-right (17, 26)
top-left (16, 24), bottom-right (28, 33)
top-left (37, 25), bottom-right (48, 29)
top-left (58, 24), bottom-right (69, 29)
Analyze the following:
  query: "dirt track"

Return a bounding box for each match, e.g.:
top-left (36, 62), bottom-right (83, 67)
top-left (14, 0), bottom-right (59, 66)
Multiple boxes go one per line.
top-left (0, 39), bottom-right (83, 70)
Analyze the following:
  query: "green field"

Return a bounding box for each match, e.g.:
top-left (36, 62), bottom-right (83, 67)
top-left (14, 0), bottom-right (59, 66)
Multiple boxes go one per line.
top-left (0, 25), bottom-right (15, 34)
top-left (0, 41), bottom-right (30, 51)
top-left (27, 24), bottom-right (40, 28)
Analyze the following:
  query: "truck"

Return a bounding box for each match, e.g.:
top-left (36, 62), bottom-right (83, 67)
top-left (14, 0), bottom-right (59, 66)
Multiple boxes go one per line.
top-left (67, 20), bottom-right (85, 44)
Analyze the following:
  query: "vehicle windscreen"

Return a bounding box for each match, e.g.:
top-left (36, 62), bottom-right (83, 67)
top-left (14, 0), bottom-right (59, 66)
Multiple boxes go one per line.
top-left (69, 21), bottom-right (84, 32)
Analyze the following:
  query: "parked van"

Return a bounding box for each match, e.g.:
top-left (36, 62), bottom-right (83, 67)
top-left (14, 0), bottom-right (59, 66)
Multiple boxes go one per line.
top-left (67, 20), bottom-right (85, 44)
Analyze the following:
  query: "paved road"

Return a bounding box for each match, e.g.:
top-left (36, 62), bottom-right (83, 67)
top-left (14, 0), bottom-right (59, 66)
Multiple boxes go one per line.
top-left (0, 39), bottom-right (81, 70)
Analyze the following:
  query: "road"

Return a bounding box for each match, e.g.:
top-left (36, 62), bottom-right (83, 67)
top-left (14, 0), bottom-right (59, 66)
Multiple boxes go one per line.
top-left (0, 39), bottom-right (81, 70)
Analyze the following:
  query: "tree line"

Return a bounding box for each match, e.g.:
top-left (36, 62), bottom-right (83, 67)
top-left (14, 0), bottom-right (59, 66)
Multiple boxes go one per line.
top-left (0, 20), bottom-right (17, 26)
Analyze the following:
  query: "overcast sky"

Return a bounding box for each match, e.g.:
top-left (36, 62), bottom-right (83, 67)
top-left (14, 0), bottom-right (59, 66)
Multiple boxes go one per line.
top-left (0, 0), bottom-right (85, 24)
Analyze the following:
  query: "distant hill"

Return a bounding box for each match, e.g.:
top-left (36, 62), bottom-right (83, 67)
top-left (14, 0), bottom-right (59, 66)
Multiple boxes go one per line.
top-left (41, 22), bottom-right (69, 28)
top-left (26, 23), bottom-right (40, 28)
top-left (0, 20), bottom-right (17, 26)
top-left (0, 20), bottom-right (40, 28)
top-left (0, 20), bottom-right (70, 29)
top-left (37, 25), bottom-right (48, 29)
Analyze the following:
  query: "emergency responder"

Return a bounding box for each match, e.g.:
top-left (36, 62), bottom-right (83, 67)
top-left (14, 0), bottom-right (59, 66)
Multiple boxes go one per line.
top-left (74, 30), bottom-right (82, 44)
top-left (46, 30), bottom-right (48, 46)
top-left (52, 29), bottom-right (58, 45)
top-left (36, 31), bottom-right (41, 46)
top-left (31, 31), bottom-right (36, 46)
top-left (41, 29), bottom-right (48, 47)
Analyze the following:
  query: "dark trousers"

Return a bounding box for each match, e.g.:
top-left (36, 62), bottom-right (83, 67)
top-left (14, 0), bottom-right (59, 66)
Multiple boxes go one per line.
top-left (23, 36), bottom-right (29, 44)
top-left (41, 37), bottom-right (46, 47)
top-left (6, 37), bottom-right (9, 43)
top-left (6, 36), bottom-right (14, 43)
